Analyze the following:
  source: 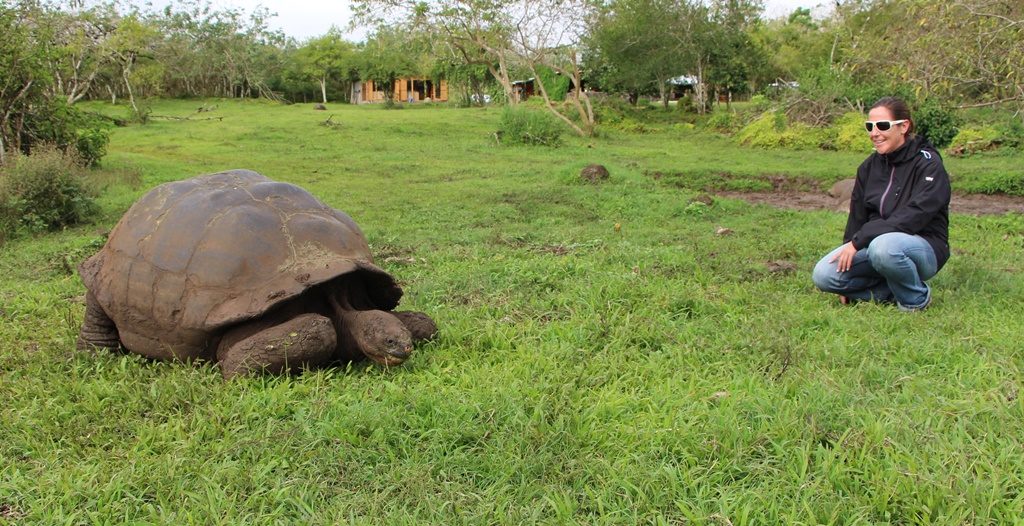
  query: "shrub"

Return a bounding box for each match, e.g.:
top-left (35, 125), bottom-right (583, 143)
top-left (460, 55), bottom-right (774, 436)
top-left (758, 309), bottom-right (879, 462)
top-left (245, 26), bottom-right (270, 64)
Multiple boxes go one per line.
top-left (831, 112), bottom-right (872, 153)
top-left (705, 111), bottom-right (737, 133)
top-left (613, 119), bottom-right (651, 134)
top-left (736, 111), bottom-right (826, 150)
top-left (749, 94), bottom-right (771, 112)
top-left (75, 127), bottom-right (110, 166)
top-left (535, 66), bottom-right (571, 101)
top-left (498, 106), bottom-right (564, 146)
top-left (675, 94), bottom-right (696, 113)
top-left (14, 98), bottom-right (112, 165)
top-left (996, 118), bottom-right (1024, 149)
top-left (0, 145), bottom-right (98, 240)
top-left (914, 100), bottom-right (961, 149)
top-left (948, 127), bottom-right (1001, 156)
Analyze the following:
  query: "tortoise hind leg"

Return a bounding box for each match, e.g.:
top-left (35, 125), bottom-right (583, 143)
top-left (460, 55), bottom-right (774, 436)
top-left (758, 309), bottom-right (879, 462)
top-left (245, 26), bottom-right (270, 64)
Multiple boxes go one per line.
top-left (216, 313), bottom-right (337, 380)
top-left (390, 311), bottom-right (438, 343)
top-left (77, 292), bottom-right (122, 351)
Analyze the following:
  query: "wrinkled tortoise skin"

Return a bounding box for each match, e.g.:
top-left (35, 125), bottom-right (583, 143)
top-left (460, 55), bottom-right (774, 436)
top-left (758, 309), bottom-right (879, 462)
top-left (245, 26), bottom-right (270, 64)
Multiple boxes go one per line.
top-left (79, 169), bottom-right (402, 362)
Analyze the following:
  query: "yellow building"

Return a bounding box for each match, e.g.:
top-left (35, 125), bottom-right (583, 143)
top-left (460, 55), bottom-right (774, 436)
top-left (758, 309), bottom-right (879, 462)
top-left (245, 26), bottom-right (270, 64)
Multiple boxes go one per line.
top-left (353, 78), bottom-right (448, 104)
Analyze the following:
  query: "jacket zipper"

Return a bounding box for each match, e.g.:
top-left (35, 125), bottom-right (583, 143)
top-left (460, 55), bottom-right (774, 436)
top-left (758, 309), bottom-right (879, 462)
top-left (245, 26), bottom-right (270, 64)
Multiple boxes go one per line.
top-left (879, 165), bottom-right (896, 218)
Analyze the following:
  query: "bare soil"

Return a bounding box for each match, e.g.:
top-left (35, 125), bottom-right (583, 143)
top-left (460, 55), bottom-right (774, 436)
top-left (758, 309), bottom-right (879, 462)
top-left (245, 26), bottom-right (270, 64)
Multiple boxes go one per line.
top-left (715, 190), bottom-right (1024, 215)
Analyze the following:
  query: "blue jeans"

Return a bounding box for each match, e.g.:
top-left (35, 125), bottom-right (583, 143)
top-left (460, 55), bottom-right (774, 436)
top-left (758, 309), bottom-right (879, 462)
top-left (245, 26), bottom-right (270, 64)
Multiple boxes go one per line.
top-left (812, 232), bottom-right (938, 311)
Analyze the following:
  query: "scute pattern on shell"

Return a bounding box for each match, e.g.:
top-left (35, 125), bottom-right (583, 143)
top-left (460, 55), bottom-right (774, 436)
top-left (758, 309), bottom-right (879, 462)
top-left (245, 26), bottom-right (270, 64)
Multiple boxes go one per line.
top-left (80, 169), bottom-right (401, 361)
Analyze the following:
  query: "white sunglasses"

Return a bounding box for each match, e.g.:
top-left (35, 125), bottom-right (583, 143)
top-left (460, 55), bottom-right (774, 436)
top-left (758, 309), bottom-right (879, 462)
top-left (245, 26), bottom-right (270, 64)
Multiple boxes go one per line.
top-left (864, 119), bottom-right (907, 132)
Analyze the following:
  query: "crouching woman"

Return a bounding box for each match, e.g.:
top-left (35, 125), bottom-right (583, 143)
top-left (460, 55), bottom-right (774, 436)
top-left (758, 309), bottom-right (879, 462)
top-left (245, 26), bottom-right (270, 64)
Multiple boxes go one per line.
top-left (812, 97), bottom-right (951, 311)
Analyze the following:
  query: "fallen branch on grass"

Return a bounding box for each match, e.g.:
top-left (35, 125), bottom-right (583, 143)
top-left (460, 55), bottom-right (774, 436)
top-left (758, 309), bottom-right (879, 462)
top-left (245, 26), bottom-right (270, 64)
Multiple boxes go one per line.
top-left (320, 115), bottom-right (341, 128)
top-left (149, 115), bottom-right (224, 122)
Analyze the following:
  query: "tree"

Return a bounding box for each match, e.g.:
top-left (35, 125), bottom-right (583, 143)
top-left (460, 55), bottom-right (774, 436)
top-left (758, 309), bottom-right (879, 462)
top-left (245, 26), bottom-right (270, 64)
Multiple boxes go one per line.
top-left (46, 2), bottom-right (120, 105)
top-left (587, 0), bottom-right (685, 106)
top-left (840, 0), bottom-right (1024, 115)
top-left (293, 30), bottom-right (358, 103)
top-left (354, 0), bottom-right (520, 103)
top-left (0, 2), bottom-right (60, 161)
top-left (357, 26), bottom-right (419, 106)
top-left (509, 0), bottom-right (596, 135)
top-left (107, 14), bottom-right (159, 114)
top-left (703, 0), bottom-right (767, 108)
top-left (753, 7), bottom-right (833, 87)
top-left (356, 0), bottom-right (598, 135)
top-left (0, 2), bottom-right (108, 165)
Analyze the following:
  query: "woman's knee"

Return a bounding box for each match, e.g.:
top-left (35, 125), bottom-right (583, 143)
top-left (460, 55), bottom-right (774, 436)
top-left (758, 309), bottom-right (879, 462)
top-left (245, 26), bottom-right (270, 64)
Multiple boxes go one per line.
top-left (866, 233), bottom-right (908, 270)
top-left (811, 256), bottom-right (837, 291)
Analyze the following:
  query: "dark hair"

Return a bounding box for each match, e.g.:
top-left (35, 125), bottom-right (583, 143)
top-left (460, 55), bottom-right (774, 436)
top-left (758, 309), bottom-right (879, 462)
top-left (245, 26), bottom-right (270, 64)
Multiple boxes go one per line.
top-left (871, 96), bottom-right (914, 137)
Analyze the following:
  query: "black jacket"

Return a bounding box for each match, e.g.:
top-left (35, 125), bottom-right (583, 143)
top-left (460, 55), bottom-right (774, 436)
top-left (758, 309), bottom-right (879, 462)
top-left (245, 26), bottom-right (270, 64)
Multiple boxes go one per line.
top-left (844, 135), bottom-right (951, 270)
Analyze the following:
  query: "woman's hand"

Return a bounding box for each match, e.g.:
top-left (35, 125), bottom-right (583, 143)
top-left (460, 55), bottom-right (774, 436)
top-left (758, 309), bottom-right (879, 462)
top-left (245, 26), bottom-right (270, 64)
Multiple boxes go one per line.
top-left (829, 242), bottom-right (858, 273)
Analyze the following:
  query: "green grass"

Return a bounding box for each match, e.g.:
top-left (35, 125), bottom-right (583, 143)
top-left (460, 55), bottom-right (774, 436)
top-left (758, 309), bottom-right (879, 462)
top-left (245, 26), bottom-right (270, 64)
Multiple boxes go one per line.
top-left (2, 98), bottom-right (1023, 524)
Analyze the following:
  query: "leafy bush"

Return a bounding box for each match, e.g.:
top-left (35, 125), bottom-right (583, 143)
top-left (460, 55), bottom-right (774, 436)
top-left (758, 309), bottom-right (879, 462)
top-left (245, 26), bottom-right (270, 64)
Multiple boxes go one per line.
top-left (996, 118), bottom-right (1024, 149)
top-left (0, 145), bottom-right (98, 240)
top-left (736, 111), bottom-right (825, 150)
top-left (705, 111), bottom-right (737, 133)
top-left (498, 106), bottom-right (564, 146)
top-left (675, 94), bottom-right (696, 113)
top-left (593, 96), bottom-right (656, 125)
top-left (948, 127), bottom-right (1001, 156)
top-left (534, 66), bottom-right (571, 102)
top-left (749, 94), bottom-right (771, 112)
top-left (830, 112), bottom-right (872, 152)
top-left (75, 127), bottom-right (110, 166)
top-left (11, 98), bottom-right (112, 165)
top-left (613, 119), bottom-right (652, 134)
top-left (914, 100), bottom-right (961, 149)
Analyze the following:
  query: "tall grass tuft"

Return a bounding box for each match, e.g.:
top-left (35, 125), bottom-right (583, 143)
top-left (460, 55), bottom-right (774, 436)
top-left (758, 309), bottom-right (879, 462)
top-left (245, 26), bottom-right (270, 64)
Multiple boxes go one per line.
top-left (498, 106), bottom-right (564, 146)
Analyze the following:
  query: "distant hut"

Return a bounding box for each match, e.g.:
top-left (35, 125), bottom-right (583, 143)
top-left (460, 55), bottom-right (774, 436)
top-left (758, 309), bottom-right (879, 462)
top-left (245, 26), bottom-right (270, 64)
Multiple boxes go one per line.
top-left (352, 77), bottom-right (448, 104)
top-left (512, 78), bottom-right (535, 102)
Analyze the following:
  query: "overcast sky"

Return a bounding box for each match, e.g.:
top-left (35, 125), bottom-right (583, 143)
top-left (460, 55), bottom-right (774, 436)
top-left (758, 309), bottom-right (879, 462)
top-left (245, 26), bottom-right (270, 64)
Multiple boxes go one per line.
top-left (200, 0), bottom-right (829, 42)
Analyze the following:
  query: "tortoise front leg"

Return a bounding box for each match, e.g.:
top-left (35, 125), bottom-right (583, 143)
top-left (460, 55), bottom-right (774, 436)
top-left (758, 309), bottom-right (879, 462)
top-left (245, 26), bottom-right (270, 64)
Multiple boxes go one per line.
top-left (390, 311), bottom-right (438, 343)
top-left (216, 313), bottom-right (337, 380)
top-left (77, 292), bottom-right (122, 351)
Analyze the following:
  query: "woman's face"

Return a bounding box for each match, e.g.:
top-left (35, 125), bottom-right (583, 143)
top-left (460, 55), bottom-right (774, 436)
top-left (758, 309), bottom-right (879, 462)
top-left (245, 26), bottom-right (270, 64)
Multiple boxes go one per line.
top-left (867, 106), bottom-right (908, 155)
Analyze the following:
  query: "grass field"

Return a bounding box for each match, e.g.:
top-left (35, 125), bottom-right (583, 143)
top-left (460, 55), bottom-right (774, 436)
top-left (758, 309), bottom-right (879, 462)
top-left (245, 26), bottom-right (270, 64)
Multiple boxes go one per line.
top-left (2, 99), bottom-right (1023, 524)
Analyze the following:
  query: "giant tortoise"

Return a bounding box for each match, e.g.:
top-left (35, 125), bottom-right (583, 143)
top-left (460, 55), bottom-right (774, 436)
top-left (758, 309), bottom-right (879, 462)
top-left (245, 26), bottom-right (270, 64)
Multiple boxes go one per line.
top-left (77, 169), bottom-right (436, 379)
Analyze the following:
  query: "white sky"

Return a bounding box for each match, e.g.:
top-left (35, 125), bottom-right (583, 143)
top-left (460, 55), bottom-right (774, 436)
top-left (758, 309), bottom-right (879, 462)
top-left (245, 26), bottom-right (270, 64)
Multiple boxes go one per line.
top-left (199, 0), bottom-right (828, 42)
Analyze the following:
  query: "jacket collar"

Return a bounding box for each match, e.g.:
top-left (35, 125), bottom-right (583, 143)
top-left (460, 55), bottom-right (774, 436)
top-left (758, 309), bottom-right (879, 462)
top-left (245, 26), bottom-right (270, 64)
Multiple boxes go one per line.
top-left (880, 135), bottom-right (931, 165)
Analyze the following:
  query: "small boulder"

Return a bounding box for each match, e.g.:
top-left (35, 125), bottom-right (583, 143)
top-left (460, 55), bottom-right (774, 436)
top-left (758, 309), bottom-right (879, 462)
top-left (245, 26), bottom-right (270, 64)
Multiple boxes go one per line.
top-left (314, 103), bottom-right (327, 111)
top-left (580, 164), bottom-right (610, 183)
top-left (828, 178), bottom-right (855, 198)
top-left (829, 178), bottom-right (855, 213)
top-left (690, 193), bottom-right (715, 206)
top-left (765, 260), bottom-right (798, 274)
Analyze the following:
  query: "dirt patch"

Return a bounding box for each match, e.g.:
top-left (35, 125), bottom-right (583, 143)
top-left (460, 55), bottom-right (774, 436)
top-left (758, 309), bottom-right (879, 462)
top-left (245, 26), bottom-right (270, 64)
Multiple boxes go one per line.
top-left (645, 170), bottom-right (1024, 215)
top-left (716, 190), bottom-right (1024, 216)
top-left (1, 503), bottom-right (25, 521)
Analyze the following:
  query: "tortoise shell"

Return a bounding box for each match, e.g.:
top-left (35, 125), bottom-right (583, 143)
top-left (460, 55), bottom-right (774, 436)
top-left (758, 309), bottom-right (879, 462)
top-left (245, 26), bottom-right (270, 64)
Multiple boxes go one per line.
top-left (79, 170), bottom-right (401, 361)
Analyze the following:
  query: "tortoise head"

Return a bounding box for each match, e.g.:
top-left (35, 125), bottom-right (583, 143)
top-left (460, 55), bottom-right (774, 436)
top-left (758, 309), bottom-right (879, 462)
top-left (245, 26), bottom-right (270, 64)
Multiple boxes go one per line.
top-left (350, 310), bottom-right (414, 366)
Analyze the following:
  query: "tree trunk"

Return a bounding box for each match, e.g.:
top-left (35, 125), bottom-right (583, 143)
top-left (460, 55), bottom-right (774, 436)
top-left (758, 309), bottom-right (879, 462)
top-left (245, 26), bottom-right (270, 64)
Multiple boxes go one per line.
top-left (694, 59), bottom-right (707, 115)
top-left (486, 57), bottom-right (515, 104)
top-left (320, 77), bottom-right (328, 103)
top-left (528, 64), bottom-right (590, 137)
top-left (123, 65), bottom-right (138, 114)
